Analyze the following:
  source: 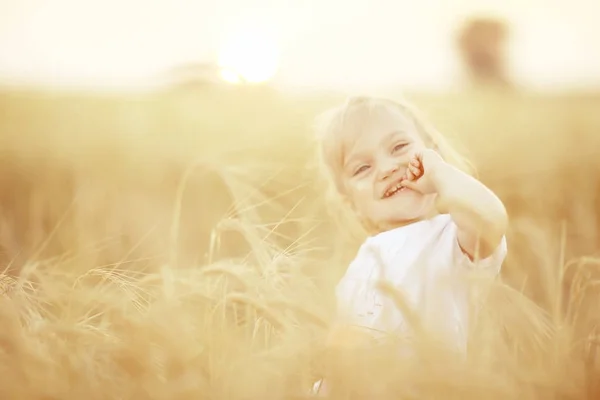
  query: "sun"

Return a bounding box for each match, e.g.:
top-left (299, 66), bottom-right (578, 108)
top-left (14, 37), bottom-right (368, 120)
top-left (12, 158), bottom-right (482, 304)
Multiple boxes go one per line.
top-left (217, 23), bottom-right (280, 84)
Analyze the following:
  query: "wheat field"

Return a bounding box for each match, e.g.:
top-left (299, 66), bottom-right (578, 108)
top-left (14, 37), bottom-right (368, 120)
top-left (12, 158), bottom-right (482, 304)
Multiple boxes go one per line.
top-left (0, 84), bottom-right (598, 399)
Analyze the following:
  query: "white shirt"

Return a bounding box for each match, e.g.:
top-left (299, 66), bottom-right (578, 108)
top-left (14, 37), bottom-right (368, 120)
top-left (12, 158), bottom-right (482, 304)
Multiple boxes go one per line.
top-left (335, 214), bottom-right (507, 350)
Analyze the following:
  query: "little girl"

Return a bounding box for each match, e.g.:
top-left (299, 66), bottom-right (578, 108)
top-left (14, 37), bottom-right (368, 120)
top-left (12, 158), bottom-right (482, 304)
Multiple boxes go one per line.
top-left (312, 96), bottom-right (508, 392)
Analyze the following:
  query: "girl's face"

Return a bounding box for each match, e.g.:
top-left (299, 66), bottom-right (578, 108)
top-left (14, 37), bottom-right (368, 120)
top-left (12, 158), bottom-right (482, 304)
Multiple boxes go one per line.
top-left (340, 109), bottom-right (436, 232)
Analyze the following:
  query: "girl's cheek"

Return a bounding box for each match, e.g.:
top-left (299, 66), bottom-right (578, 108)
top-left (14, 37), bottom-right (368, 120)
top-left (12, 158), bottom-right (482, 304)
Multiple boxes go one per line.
top-left (354, 180), bottom-right (371, 192)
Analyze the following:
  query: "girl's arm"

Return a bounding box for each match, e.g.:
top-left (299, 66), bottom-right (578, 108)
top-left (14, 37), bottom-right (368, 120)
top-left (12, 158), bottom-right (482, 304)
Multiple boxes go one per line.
top-left (432, 163), bottom-right (508, 260)
top-left (401, 150), bottom-right (508, 261)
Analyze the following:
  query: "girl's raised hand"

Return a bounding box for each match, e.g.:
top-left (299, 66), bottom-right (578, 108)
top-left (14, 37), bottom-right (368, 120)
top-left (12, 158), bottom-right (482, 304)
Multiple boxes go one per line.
top-left (401, 149), bottom-right (445, 194)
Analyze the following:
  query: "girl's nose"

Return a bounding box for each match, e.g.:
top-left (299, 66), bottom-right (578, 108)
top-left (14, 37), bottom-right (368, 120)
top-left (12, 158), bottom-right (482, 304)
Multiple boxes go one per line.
top-left (378, 161), bottom-right (400, 180)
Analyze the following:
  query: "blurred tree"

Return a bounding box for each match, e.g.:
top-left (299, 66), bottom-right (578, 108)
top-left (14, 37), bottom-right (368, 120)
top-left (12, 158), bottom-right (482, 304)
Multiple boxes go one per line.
top-left (457, 17), bottom-right (512, 89)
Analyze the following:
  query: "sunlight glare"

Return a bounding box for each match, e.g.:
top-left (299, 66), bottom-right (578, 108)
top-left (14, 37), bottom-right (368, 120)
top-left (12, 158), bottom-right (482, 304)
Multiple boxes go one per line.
top-left (217, 23), bottom-right (280, 84)
top-left (219, 68), bottom-right (243, 84)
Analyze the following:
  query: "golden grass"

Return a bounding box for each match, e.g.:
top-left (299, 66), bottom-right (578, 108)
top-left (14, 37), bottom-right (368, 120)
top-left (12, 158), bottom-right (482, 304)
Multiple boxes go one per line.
top-left (0, 85), bottom-right (598, 399)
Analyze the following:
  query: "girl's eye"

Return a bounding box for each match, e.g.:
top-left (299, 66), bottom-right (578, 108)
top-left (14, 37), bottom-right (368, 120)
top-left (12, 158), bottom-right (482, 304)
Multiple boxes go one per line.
top-left (353, 165), bottom-right (369, 176)
top-left (392, 143), bottom-right (408, 153)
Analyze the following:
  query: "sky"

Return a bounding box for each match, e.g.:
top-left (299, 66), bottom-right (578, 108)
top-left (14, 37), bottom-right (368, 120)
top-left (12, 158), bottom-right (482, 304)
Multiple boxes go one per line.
top-left (0, 0), bottom-right (599, 92)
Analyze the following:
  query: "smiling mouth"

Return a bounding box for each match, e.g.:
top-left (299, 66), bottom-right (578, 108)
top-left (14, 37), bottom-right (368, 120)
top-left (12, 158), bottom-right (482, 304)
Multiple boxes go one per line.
top-left (383, 182), bottom-right (407, 198)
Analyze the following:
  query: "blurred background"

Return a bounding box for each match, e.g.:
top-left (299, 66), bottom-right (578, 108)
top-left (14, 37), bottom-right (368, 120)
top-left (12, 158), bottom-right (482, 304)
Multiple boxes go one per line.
top-left (1, 0), bottom-right (599, 301)
top-left (2, 0), bottom-right (600, 92)
top-left (0, 1), bottom-right (599, 398)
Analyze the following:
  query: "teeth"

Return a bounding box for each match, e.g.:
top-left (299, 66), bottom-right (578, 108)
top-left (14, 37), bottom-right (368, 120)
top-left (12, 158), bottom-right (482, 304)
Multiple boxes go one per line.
top-left (385, 183), bottom-right (404, 198)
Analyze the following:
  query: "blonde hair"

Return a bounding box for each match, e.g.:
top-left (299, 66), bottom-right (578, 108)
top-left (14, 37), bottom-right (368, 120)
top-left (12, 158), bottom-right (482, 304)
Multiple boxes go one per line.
top-left (313, 95), bottom-right (475, 236)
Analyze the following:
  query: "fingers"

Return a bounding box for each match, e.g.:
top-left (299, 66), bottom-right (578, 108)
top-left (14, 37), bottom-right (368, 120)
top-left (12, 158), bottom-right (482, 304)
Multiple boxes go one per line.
top-left (412, 152), bottom-right (423, 163)
top-left (400, 178), bottom-right (418, 191)
top-left (408, 163), bottom-right (421, 179)
top-left (406, 156), bottom-right (423, 180)
top-left (410, 156), bottom-right (422, 170)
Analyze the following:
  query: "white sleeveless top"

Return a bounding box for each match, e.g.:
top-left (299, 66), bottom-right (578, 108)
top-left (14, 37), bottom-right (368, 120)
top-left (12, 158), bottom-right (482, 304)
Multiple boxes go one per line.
top-left (335, 214), bottom-right (507, 350)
